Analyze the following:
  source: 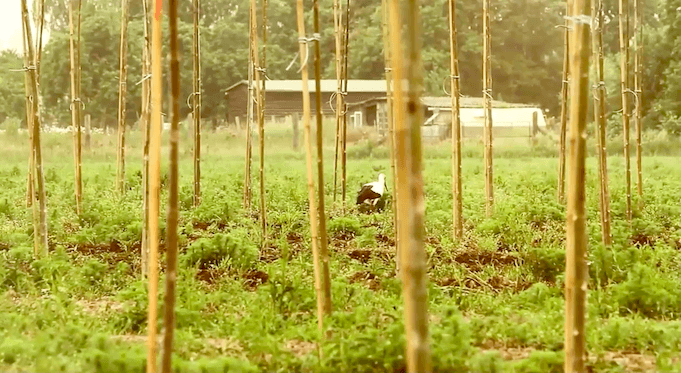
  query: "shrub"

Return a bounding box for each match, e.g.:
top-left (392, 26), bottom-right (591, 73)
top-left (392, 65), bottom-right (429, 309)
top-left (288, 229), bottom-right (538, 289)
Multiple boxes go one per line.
top-left (181, 230), bottom-right (258, 271)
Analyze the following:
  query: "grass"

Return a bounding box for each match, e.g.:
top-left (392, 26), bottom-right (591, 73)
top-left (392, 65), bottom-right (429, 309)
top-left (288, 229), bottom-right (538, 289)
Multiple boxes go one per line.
top-left (0, 122), bottom-right (680, 372)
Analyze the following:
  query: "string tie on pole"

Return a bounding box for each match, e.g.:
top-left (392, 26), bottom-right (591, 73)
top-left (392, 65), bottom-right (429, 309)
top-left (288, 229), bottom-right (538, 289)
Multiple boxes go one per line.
top-left (9, 65), bottom-right (36, 72)
top-left (135, 74), bottom-right (152, 85)
top-left (563, 15), bottom-right (592, 26)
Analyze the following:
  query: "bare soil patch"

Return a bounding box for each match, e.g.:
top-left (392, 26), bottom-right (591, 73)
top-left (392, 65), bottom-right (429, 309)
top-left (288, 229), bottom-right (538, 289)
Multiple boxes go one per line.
top-left (242, 269), bottom-right (269, 290)
top-left (348, 270), bottom-right (381, 291)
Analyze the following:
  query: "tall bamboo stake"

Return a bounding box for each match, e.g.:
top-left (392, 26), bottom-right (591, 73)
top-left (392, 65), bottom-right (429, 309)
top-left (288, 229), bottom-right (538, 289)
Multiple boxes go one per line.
top-left (24, 21), bottom-right (35, 208)
top-left (634, 0), bottom-right (643, 208)
top-left (332, 0), bottom-right (342, 202)
top-left (313, 0), bottom-right (333, 315)
top-left (243, 2), bottom-right (255, 210)
top-left (381, 0), bottom-right (399, 259)
top-left (259, 0), bottom-right (268, 239)
top-left (21, 3), bottom-right (37, 248)
top-left (115, 0), bottom-right (130, 194)
top-left (249, 0), bottom-right (266, 239)
top-left (192, 0), bottom-right (202, 207)
top-left (341, 0), bottom-right (349, 209)
top-left (26, 0), bottom-right (44, 209)
top-left (295, 0), bottom-right (326, 332)
top-left (592, 0), bottom-right (612, 247)
top-left (558, 2), bottom-right (570, 203)
top-left (147, 0), bottom-right (163, 371)
top-left (21, 0), bottom-right (48, 257)
top-left (448, 0), bottom-right (463, 239)
top-left (482, 0), bottom-right (493, 217)
top-left (141, 0), bottom-right (152, 277)
top-left (390, 0), bottom-right (431, 369)
top-left (565, 1), bottom-right (590, 371)
top-left (68, 0), bottom-right (83, 215)
top-left (618, 0), bottom-right (632, 222)
top-left (161, 0), bottom-right (181, 369)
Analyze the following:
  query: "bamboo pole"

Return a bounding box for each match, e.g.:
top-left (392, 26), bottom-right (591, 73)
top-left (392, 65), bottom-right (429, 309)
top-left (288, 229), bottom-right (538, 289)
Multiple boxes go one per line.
top-left (147, 0), bottom-right (163, 371)
top-left (634, 0), bottom-right (643, 208)
top-left (295, 0), bottom-right (326, 332)
top-left (312, 0), bottom-right (333, 315)
top-left (557, 2), bottom-right (570, 204)
top-left (482, 0), bottom-right (493, 217)
top-left (115, 0), bottom-right (130, 194)
top-left (160, 0), bottom-right (181, 369)
top-left (565, 1), bottom-right (590, 371)
top-left (332, 0), bottom-right (342, 203)
top-left (243, 2), bottom-right (255, 210)
top-left (341, 0), bottom-right (349, 209)
top-left (68, 0), bottom-right (83, 215)
top-left (192, 0), bottom-right (202, 207)
top-left (381, 0), bottom-right (399, 262)
top-left (21, 0), bottom-right (48, 257)
top-left (21, 4), bottom-right (37, 248)
top-left (141, 0), bottom-right (152, 278)
top-left (259, 0), bottom-right (268, 239)
top-left (390, 0), bottom-right (431, 369)
top-left (592, 0), bottom-right (612, 247)
top-left (249, 0), bottom-right (266, 240)
top-left (448, 0), bottom-right (462, 239)
top-left (618, 0), bottom-right (632, 223)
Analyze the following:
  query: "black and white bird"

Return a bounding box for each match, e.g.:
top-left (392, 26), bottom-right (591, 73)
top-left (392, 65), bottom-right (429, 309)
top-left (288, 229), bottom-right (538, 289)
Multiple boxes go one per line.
top-left (356, 173), bottom-right (386, 210)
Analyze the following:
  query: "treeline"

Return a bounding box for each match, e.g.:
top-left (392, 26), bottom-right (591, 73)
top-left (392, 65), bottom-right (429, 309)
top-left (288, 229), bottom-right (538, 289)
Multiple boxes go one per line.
top-left (1, 0), bottom-right (681, 134)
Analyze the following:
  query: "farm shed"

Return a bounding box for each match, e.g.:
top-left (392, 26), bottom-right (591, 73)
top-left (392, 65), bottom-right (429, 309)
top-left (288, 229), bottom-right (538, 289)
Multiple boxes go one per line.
top-left (224, 79), bottom-right (387, 124)
top-left (347, 96), bottom-right (547, 141)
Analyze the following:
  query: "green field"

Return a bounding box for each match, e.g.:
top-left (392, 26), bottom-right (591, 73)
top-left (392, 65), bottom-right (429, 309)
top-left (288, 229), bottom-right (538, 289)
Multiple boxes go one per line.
top-left (1, 126), bottom-right (681, 373)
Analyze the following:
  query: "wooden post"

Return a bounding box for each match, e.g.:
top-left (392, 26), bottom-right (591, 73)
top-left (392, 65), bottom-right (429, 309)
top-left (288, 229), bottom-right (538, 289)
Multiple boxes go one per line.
top-left (381, 0), bottom-right (399, 262)
top-left (116, 0), bottom-right (130, 194)
top-left (448, 0), bottom-right (463, 239)
top-left (141, 0), bottom-right (152, 278)
top-left (161, 0), bottom-right (181, 369)
top-left (618, 0), bottom-right (632, 223)
top-left (313, 0), bottom-right (333, 316)
top-left (592, 0), bottom-right (612, 247)
top-left (192, 0), bottom-right (202, 207)
top-left (634, 0), bottom-right (643, 208)
top-left (565, 1), bottom-right (590, 371)
top-left (147, 0), bottom-right (163, 371)
top-left (292, 113), bottom-right (299, 150)
top-left (21, 0), bottom-right (48, 257)
top-left (558, 2), bottom-right (570, 203)
top-left (482, 0), bottom-right (493, 217)
top-left (295, 0), bottom-right (327, 332)
top-left (390, 0), bottom-right (432, 370)
top-left (68, 0), bottom-right (83, 214)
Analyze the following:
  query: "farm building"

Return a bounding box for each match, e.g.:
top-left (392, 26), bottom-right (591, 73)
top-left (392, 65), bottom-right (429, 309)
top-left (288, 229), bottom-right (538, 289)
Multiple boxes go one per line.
top-left (347, 96), bottom-right (548, 141)
top-left (224, 79), bottom-right (387, 124)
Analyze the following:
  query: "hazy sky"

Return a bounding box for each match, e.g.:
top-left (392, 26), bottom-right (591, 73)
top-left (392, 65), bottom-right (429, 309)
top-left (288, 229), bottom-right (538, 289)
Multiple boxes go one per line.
top-left (1, 0), bottom-right (51, 53)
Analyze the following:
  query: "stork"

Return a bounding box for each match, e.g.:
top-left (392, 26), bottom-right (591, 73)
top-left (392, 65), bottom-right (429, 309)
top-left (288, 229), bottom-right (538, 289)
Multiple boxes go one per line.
top-left (356, 173), bottom-right (386, 210)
